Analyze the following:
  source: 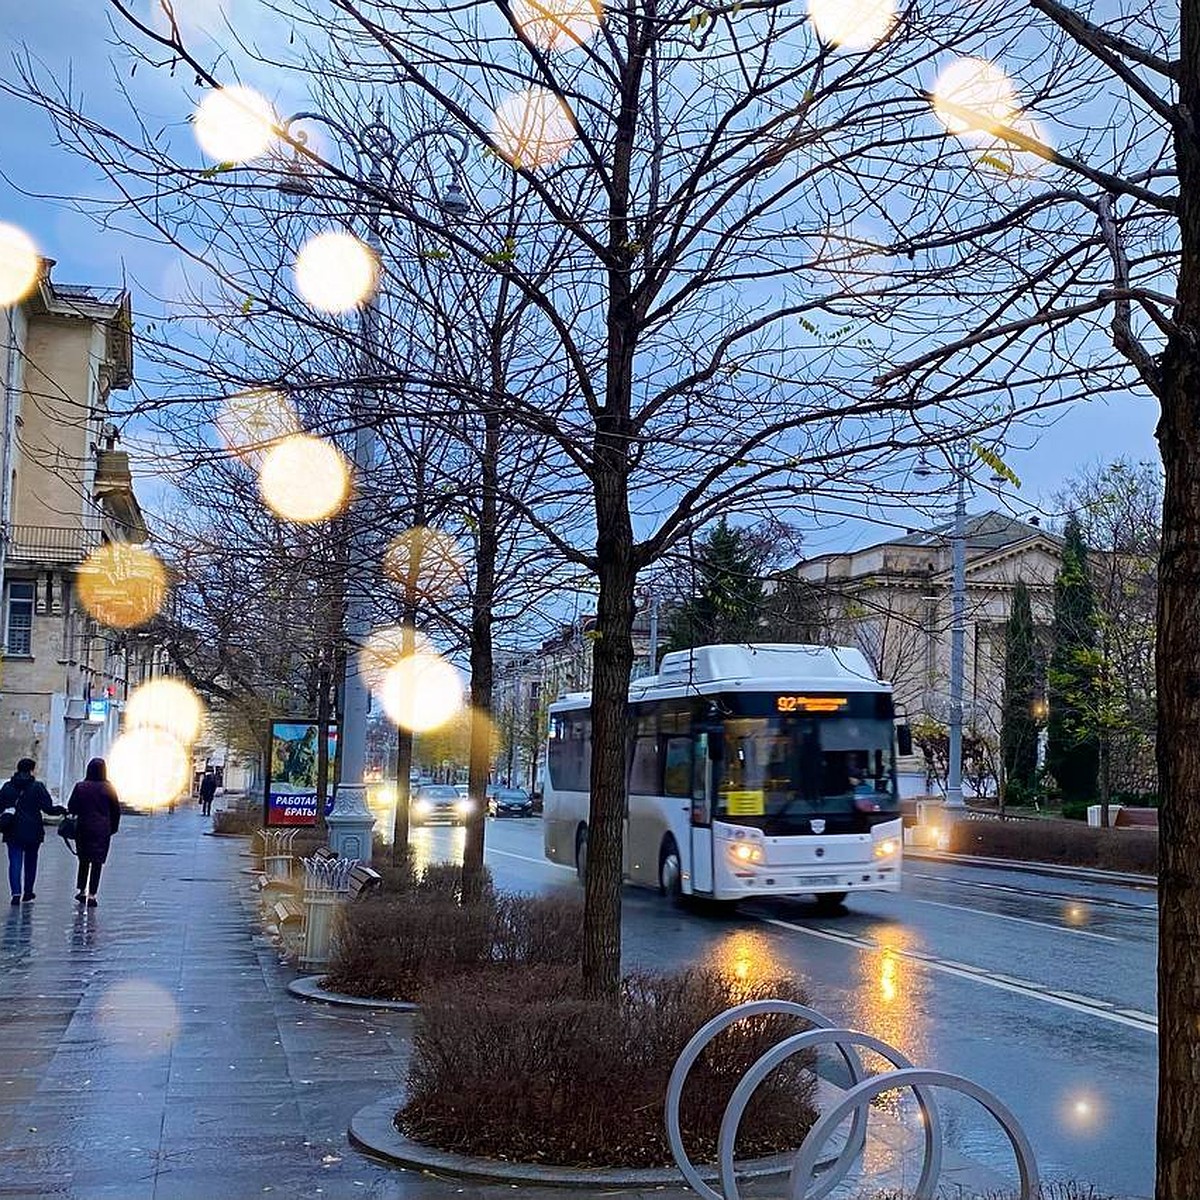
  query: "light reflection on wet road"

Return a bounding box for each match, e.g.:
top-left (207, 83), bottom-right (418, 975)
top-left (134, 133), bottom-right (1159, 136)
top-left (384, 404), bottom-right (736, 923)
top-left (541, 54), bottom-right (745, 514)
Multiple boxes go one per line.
top-left (435, 817), bottom-right (1157, 1200)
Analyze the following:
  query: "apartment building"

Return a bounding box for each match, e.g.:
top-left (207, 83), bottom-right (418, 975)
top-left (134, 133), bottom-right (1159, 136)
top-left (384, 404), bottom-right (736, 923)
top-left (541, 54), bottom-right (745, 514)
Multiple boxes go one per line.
top-left (0, 260), bottom-right (160, 799)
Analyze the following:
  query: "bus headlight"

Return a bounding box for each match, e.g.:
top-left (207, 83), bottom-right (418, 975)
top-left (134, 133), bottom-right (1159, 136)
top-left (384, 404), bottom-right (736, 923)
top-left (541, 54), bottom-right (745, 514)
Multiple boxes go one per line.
top-left (730, 842), bottom-right (763, 865)
top-left (873, 838), bottom-right (899, 858)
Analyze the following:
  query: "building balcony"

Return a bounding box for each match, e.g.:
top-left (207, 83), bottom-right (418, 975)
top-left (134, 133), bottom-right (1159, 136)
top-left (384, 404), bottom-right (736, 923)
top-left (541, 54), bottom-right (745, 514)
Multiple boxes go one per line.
top-left (5, 524), bottom-right (102, 565)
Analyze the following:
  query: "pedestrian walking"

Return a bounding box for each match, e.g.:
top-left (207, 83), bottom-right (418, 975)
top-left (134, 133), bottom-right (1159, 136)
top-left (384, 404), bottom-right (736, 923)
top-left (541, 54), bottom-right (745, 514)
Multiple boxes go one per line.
top-left (0, 758), bottom-right (65, 904)
top-left (67, 758), bottom-right (121, 908)
top-left (199, 769), bottom-right (217, 817)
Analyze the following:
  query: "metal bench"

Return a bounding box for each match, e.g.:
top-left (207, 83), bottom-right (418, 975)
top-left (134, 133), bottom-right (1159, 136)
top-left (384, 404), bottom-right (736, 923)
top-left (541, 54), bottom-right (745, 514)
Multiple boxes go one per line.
top-left (1113, 807), bottom-right (1158, 829)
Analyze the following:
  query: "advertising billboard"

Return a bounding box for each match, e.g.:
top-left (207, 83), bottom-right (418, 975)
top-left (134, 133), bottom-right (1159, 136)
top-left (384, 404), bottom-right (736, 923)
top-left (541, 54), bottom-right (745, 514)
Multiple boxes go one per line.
top-left (264, 721), bottom-right (338, 827)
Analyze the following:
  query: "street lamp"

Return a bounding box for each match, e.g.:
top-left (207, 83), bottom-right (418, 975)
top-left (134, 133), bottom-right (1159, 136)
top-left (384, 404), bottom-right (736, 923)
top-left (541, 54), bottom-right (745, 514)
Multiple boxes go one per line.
top-left (913, 445), bottom-right (1005, 817)
top-left (274, 108), bottom-right (470, 856)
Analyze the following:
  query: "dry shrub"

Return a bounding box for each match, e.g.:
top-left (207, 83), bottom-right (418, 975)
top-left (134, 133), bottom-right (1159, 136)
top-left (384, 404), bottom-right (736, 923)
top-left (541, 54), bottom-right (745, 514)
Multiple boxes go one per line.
top-left (950, 818), bottom-right (1156, 874)
top-left (214, 809), bottom-right (260, 836)
top-left (399, 968), bottom-right (817, 1168)
top-left (493, 893), bottom-right (583, 966)
top-left (325, 895), bottom-right (495, 1000)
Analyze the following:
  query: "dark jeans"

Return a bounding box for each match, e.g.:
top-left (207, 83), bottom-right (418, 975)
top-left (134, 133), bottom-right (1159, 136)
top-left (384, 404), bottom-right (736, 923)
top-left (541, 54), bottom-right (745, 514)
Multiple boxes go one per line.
top-left (7, 843), bottom-right (39, 898)
top-left (76, 860), bottom-right (103, 896)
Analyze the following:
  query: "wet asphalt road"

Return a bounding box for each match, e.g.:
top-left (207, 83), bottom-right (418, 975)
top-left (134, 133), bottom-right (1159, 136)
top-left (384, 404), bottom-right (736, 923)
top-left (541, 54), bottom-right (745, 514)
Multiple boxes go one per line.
top-left (463, 817), bottom-right (1157, 1199)
top-left (0, 808), bottom-right (1154, 1199)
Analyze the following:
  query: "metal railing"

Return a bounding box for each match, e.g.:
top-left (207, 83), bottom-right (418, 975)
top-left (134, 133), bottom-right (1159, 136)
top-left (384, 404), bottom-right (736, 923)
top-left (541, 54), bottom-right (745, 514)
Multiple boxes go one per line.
top-left (4, 524), bottom-right (102, 564)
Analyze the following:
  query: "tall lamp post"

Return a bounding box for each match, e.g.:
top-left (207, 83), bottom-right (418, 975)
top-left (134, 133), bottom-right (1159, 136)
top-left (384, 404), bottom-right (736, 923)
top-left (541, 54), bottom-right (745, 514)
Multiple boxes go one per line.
top-left (914, 445), bottom-right (1003, 819)
top-left (276, 109), bottom-right (469, 857)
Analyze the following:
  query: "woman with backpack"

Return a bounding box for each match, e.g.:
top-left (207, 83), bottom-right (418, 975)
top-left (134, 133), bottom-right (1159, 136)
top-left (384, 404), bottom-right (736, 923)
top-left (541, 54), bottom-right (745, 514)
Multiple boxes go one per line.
top-left (67, 758), bottom-right (121, 907)
top-left (0, 757), bottom-right (66, 904)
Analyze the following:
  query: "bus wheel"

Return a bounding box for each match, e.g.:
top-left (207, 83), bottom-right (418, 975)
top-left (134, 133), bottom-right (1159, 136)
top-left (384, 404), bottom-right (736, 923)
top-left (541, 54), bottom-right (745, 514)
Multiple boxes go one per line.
top-left (814, 891), bottom-right (847, 914)
top-left (659, 838), bottom-right (682, 903)
top-left (575, 826), bottom-right (588, 885)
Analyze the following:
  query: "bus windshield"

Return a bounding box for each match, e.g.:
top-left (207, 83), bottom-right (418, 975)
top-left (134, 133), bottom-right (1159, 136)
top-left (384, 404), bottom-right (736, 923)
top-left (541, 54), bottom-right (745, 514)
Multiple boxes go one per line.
top-left (717, 715), bottom-right (897, 829)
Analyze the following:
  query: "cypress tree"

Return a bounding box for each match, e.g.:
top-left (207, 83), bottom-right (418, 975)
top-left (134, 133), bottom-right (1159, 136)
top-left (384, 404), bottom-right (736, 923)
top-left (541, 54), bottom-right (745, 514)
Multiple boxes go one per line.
top-left (1046, 515), bottom-right (1100, 804)
top-left (1001, 580), bottom-right (1040, 795)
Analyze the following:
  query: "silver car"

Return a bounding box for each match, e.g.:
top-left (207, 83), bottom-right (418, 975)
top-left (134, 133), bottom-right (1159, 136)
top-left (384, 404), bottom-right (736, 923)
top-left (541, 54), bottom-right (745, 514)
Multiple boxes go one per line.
top-left (412, 784), bottom-right (474, 825)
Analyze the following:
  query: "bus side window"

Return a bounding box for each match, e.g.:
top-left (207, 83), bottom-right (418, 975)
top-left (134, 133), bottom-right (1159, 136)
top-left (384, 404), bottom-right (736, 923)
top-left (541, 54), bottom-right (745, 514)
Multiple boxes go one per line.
top-left (664, 736), bottom-right (691, 798)
top-left (691, 733), bottom-right (712, 825)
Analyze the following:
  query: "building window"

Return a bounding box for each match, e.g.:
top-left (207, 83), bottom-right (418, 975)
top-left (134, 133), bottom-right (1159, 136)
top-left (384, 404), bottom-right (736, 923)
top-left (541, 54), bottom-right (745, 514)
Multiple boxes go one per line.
top-left (6, 582), bottom-right (35, 655)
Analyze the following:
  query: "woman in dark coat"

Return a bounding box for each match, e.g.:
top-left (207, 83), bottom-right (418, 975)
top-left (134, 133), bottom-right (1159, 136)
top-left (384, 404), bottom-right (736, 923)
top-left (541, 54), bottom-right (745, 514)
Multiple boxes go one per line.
top-left (0, 757), bottom-right (65, 904)
top-left (67, 758), bottom-right (121, 906)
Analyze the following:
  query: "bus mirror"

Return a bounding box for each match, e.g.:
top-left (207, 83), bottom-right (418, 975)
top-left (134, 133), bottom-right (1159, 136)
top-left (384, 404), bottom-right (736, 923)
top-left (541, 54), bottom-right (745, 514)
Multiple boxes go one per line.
top-left (897, 724), bottom-right (913, 757)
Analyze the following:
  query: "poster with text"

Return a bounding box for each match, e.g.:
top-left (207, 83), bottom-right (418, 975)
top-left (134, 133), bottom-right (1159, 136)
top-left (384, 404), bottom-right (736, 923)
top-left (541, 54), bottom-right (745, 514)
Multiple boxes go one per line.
top-left (264, 721), bottom-right (338, 827)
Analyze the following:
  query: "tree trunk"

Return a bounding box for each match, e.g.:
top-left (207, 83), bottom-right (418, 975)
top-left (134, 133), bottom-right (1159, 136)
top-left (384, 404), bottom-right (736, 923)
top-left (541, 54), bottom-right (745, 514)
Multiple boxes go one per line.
top-left (462, 402), bottom-right (499, 905)
top-left (1157, 9), bottom-right (1200, 1186)
top-left (314, 654), bottom-right (332, 837)
top-left (390, 622), bottom-right (414, 863)
top-left (583, 465), bottom-right (636, 1000)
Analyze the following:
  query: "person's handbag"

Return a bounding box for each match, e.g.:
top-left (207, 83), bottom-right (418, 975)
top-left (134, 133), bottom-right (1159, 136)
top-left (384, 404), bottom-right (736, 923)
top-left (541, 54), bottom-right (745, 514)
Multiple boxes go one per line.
top-left (58, 813), bottom-right (78, 852)
top-left (0, 809), bottom-right (12, 835)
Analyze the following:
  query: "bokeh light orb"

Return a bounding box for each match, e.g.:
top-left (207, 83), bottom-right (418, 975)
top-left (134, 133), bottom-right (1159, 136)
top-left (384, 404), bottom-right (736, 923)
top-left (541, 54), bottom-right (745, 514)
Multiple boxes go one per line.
top-left (77, 543), bottom-right (168, 630)
top-left (97, 980), bottom-right (180, 1057)
top-left (383, 527), bottom-right (467, 600)
top-left (492, 87), bottom-right (576, 171)
top-left (932, 58), bottom-right (1019, 138)
top-left (258, 434), bottom-right (350, 523)
top-left (512, 0), bottom-right (602, 50)
top-left (215, 388), bottom-right (300, 462)
top-left (0, 223), bottom-right (40, 307)
top-left (108, 728), bottom-right (191, 811)
top-left (807, 0), bottom-right (896, 49)
top-left (293, 231), bottom-right (379, 313)
top-left (359, 625), bottom-right (432, 693)
top-left (125, 678), bottom-right (206, 746)
top-left (194, 85), bottom-right (277, 163)
top-left (378, 652), bottom-right (463, 733)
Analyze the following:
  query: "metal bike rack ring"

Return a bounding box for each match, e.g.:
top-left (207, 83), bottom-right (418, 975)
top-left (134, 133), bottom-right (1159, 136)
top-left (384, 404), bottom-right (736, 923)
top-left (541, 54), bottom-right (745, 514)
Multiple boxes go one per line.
top-left (788, 1067), bottom-right (1039, 1200)
top-left (715, 1028), bottom-right (942, 1200)
top-left (664, 1000), bottom-right (868, 1200)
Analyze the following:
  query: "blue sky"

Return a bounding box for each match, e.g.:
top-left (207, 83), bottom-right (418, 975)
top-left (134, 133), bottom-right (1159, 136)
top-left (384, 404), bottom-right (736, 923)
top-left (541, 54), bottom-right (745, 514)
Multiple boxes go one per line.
top-left (0, 2), bottom-right (1164, 551)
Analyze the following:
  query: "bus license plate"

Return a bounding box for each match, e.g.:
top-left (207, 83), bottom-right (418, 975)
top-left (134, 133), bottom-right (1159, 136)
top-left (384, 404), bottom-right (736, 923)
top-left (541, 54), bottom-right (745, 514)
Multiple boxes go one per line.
top-left (803, 876), bottom-right (841, 888)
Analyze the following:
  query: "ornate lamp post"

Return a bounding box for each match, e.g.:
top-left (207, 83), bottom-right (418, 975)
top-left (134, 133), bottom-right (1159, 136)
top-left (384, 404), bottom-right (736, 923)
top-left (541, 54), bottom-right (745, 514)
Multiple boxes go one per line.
top-left (276, 109), bottom-right (469, 857)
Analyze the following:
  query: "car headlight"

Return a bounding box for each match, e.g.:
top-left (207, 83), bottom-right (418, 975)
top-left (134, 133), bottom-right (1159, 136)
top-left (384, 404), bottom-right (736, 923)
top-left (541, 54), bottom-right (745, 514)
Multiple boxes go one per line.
top-left (414, 799), bottom-right (432, 815)
top-left (873, 838), bottom-right (899, 858)
top-left (456, 799), bottom-right (474, 815)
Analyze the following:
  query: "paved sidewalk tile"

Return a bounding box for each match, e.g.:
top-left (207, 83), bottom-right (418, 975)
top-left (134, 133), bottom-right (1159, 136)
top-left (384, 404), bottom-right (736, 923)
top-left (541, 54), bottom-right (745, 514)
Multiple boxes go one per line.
top-left (0, 807), bottom-right (1000, 1200)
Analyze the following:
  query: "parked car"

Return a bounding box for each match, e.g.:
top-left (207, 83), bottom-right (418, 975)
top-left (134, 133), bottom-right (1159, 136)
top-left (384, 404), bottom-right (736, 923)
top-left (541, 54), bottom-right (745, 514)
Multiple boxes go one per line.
top-left (412, 783), bottom-right (474, 826)
top-left (488, 787), bottom-right (534, 818)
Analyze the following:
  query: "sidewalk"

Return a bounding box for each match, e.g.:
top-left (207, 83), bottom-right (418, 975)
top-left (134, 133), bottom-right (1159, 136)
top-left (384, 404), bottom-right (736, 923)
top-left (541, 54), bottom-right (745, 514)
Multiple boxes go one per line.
top-left (904, 845), bottom-right (1157, 889)
top-left (0, 807), bottom-right (1011, 1200)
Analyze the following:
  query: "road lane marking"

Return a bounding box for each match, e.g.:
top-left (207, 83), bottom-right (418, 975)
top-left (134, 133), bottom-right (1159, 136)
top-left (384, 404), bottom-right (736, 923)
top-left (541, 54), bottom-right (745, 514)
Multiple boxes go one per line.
top-left (759, 917), bottom-right (1158, 1036)
top-left (902, 894), bottom-right (1119, 942)
top-left (485, 847), bottom-right (574, 872)
top-left (907, 871), bottom-right (1157, 915)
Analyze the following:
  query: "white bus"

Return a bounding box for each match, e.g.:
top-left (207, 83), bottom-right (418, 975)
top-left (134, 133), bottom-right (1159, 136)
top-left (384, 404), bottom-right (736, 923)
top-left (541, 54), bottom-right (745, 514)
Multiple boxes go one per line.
top-left (543, 643), bottom-right (906, 910)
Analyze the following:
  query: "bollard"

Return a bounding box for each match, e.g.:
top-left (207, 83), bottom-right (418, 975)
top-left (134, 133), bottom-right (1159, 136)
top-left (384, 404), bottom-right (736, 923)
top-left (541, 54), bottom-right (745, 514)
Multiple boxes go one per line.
top-left (300, 856), bottom-right (358, 971)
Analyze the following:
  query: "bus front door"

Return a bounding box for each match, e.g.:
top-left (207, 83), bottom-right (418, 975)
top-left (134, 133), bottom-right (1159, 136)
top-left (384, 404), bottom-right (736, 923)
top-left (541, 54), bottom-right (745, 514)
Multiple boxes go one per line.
top-left (690, 734), bottom-right (716, 894)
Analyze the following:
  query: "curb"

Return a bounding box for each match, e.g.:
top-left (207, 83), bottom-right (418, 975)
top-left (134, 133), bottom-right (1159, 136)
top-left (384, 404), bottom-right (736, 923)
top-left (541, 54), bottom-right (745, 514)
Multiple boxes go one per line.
top-left (905, 847), bottom-right (1156, 889)
top-left (288, 975), bottom-right (419, 1012)
top-left (348, 1095), bottom-right (792, 1189)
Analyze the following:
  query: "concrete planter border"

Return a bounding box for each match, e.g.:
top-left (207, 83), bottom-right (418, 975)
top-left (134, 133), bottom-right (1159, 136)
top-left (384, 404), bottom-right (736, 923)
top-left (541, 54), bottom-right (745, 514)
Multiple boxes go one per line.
top-left (348, 1094), bottom-right (792, 1190)
top-left (287, 975), bottom-right (419, 1012)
